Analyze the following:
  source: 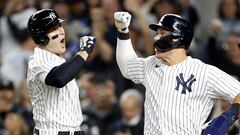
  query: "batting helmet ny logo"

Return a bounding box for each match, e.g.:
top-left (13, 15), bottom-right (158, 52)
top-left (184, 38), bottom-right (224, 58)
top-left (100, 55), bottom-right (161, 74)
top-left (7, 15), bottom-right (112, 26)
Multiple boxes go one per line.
top-left (49, 12), bottom-right (57, 20)
top-left (175, 73), bottom-right (196, 94)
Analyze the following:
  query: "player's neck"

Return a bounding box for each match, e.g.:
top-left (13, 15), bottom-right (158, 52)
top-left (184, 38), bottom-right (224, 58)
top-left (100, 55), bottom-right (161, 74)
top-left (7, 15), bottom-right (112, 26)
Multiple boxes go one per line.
top-left (162, 49), bottom-right (187, 66)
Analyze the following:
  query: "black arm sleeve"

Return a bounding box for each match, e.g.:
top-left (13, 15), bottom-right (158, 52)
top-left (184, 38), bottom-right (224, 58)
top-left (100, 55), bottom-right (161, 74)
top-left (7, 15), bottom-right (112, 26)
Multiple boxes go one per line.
top-left (45, 55), bottom-right (85, 88)
top-left (117, 32), bottom-right (130, 40)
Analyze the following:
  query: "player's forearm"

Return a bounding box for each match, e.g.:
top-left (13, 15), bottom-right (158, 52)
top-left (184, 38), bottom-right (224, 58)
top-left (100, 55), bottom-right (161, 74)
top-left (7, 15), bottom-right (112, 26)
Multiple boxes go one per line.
top-left (116, 32), bottom-right (138, 78)
top-left (45, 55), bottom-right (85, 88)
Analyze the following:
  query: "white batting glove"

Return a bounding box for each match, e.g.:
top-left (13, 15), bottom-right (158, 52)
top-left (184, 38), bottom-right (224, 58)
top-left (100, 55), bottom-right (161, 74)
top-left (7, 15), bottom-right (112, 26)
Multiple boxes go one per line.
top-left (114, 11), bottom-right (132, 33)
top-left (79, 36), bottom-right (96, 54)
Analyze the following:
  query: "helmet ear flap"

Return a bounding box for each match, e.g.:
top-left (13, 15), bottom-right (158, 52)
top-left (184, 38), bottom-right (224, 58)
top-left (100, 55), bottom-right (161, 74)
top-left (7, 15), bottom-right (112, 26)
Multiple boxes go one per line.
top-left (33, 35), bottom-right (49, 46)
top-left (42, 35), bottom-right (50, 45)
top-left (39, 35), bottom-right (49, 46)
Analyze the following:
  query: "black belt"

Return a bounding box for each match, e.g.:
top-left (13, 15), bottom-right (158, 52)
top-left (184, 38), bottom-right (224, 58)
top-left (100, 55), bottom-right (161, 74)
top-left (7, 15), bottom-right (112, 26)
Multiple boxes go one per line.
top-left (34, 128), bottom-right (84, 135)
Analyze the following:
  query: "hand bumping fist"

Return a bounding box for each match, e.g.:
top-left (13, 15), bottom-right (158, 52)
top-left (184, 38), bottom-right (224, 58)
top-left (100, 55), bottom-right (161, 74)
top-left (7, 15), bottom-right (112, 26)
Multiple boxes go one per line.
top-left (114, 11), bottom-right (132, 33)
top-left (79, 36), bottom-right (96, 54)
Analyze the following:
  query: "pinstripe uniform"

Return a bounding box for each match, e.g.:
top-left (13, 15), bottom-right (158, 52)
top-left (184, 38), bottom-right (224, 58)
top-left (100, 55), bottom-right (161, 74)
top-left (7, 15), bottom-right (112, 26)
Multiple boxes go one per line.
top-left (116, 39), bottom-right (240, 135)
top-left (27, 47), bottom-right (83, 135)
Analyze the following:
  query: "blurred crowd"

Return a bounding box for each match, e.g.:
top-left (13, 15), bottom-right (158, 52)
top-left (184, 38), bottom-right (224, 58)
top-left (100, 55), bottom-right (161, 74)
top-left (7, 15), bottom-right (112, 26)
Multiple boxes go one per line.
top-left (0, 0), bottom-right (239, 135)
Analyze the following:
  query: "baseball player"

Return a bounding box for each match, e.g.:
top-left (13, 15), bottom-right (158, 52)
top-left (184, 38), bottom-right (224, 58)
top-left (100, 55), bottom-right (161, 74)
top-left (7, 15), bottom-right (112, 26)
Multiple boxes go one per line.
top-left (27, 9), bottom-right (96, 135)
top-left (114, 11), bottom-right (240, 135)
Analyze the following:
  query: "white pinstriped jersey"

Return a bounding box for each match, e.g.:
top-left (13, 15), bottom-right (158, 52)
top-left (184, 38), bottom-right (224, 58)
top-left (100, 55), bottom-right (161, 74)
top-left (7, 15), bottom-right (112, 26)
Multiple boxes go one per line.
top-left (27, 47), bottom-right (83, 134)
top-left (126, 56), bottom-right (240, 135)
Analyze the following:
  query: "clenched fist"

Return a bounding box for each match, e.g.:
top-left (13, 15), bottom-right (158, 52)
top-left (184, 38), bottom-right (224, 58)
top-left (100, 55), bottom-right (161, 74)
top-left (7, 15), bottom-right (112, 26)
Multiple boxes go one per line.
top-left (114, 12), bottom-right (132, 33)
top-left (79, 36), bottom-right (96, 54)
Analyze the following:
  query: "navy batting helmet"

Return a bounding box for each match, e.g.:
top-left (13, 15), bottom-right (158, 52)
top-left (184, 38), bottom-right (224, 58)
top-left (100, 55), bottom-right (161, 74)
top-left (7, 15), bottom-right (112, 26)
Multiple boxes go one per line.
top-left (27, 9), bottom-right (64, 45)
top-left (149, 14), bottom-right (194, 52)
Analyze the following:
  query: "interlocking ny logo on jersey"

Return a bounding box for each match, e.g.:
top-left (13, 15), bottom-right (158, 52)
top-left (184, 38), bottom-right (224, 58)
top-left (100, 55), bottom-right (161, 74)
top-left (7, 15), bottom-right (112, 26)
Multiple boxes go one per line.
top-left (175, 73), bottom-right (196, 94)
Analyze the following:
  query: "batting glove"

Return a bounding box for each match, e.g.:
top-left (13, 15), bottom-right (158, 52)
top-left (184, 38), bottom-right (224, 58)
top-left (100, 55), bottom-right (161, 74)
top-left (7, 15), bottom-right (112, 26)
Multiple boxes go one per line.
top-left (79, 36), bottom-right (96, 54)
top-left (114, 11), bottom-right (132, 33)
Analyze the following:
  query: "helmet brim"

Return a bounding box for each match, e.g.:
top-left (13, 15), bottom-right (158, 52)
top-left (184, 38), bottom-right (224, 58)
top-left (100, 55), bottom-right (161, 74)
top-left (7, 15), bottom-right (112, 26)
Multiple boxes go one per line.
top-left (149, 24), bottom-right (161, 31)
top-left (149, 23), bottom-right (172, 32)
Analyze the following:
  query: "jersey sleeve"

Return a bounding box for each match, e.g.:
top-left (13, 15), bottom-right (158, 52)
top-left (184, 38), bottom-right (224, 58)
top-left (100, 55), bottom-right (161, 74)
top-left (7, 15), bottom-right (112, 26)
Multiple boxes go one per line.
top-left (127, 58), bottom-right (146, 84)
top-left (206, 65), bottom-right (240, 103)
top-left (116, 38), bottom-right (138, 78)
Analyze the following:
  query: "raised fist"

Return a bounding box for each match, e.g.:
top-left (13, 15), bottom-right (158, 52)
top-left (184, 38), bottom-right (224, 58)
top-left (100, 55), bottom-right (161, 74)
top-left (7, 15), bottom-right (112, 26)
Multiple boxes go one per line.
top-left (79, 36), bottom-right (96, 54)
top-left (114, 11), bottom-right (132, 33)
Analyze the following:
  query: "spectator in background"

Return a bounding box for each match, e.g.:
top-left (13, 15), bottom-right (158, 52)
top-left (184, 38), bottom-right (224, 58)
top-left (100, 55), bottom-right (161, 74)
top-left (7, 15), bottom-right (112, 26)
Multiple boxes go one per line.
top-left (0, 1), bottom-right (4, 17)
top-left (90, 6), bottom-right (114, 66)
top-left (0, 0), bottom-right (36, 89)
top-left (34, 0), bottom-right (52, 9)
top-left (209, 0), bottom-right (240, 43)
top-left (4, 112), bottom-right (29, 135)
top-left (179, 0), bottom-right (199, 30)
top-left (0, 80), bottom-right (16, 124)
top-left (150, 0), bottom-right (180, 20)
top-left (62, 0), bottom-right (93, 60)
top-left (224, 32), bottom-right (240, 65)
top-left (122, 0), bottom-right (155, 56)
top-left (0, 36), bottom-right (34, 90)
top-left (68, 0), bottom-right (88, 20)
top-left (86, 0), bottom-right (101, 9)
top-left (18, 80), bottom-right (34, 134)
top-left (0, 0), bottom-right (36, 57)
top-left (207, 0), bottom-right (240, 80)
top-left (81, 0), bottom-right (131, 96)
top-left (0, 79), bottom-right (32, 135)
top-left (87, 0), bottom-right (121, 68)
top-left (80, 114), bottom-right (100, 135)
top-left (217, 0), bottom-right (240, 37)
top-left (80, 73), bottom-right (121, 135)
top-left (106, 89), bottom-right (144, 135)
top-left (0, 79), bottom-right (15, 132)
top-left (208, 31), bottom-right (240, 80)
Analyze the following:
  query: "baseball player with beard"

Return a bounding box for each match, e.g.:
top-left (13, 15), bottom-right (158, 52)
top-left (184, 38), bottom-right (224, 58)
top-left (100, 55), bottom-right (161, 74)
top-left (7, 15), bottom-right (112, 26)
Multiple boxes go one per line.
top-left (27, 9), bottom-right (96, 135)
top-left (114, 11), bottom-right (240, 135)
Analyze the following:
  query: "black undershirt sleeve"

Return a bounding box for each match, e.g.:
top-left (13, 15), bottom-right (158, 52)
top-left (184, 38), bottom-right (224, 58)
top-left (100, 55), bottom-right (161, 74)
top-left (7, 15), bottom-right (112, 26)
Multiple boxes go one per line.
top-left (45, 55), bottom-right (85, 88)
top-left (117, 32), bottom-right (130, 40)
